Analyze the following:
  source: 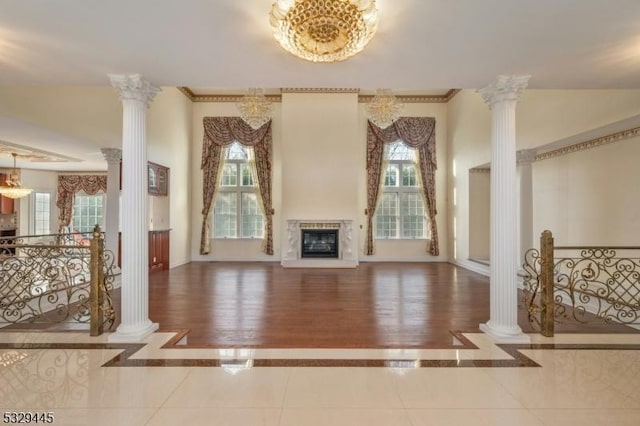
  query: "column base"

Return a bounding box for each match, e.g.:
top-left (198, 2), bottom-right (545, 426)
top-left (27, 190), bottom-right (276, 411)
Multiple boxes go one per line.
top-left (480, 321), bottom-right (531, 343)
top-left (108, 321), bottom-right (159, 343)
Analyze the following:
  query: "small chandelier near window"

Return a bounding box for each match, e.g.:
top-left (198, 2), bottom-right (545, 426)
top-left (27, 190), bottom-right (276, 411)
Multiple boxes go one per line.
top-left (366, 89), bottom-right (403, 129)
top-left (236, 88), bottom-right (272, 130)
top-left (269, 0), bottom-right (378, 63)
top-left (0, 153), bottom-right (33, 199)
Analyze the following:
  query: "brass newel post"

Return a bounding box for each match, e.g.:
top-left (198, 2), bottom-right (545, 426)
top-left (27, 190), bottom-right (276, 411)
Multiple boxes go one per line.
top-left (540, 230), bottom-right (555, 337)
top-left (90, 225), bottom-right (105, 336)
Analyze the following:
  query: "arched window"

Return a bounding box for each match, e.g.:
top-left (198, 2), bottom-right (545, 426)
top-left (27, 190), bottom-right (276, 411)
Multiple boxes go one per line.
top-left (213, 141), bottom-right (264, 238)
top-left (375, 141), bottom-right (429, 239)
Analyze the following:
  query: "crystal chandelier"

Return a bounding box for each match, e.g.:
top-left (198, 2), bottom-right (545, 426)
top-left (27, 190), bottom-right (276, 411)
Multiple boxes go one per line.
top-left (0, 153), bottom-right (33, 199)
top-left (236, 88), bottom-right (272, 130)
top-left (269, 0), bottom-right (378, 63)
top-left (366, 89), bottom-right (404, 129)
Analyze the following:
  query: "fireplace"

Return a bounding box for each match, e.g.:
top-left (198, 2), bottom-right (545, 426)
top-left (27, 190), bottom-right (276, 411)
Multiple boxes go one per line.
top-left (282, 219), bottom-right (357, 268)
top-left (301, 229), bottom-right (339, 258)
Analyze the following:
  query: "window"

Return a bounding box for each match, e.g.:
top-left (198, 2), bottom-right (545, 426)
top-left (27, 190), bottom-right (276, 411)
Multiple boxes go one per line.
top-left (375, 141), bottom-right (429, 239)
top-left (213, 142), bottom-right (264, 239)
top-left (31, 191), bottom-right (52, 235)
top-left (72, 193), bottom-right (105, 234)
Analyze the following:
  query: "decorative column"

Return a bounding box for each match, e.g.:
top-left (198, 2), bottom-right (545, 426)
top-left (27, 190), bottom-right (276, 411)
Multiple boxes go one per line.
top-left (517, 149), bottom-right (536, 262)
top-left (100, 148), bottom-right (122, 267)
top-left (478, 75), bottom-right (530, 343)
top-left (108, 74), bottom-right (160, 342)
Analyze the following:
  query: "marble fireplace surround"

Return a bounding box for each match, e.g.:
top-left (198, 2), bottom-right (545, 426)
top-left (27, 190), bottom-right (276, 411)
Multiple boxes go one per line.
top-left (282, 219), bottom-right (358, 268)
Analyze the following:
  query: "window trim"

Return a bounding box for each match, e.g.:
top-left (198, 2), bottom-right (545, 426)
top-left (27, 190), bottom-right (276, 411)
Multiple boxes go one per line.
top-left (29, 190), bottom-right (54, 235)
top-left (71, 192), bottom-right (106, 234)
top-left (375, 151), bottom-right (429, 240)
top-left (212, 144), bottom-right (264, 240)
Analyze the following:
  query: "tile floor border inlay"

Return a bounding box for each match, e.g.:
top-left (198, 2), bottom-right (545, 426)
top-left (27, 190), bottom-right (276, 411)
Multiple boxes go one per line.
top-left (2, 331), bottom-right (640, 369)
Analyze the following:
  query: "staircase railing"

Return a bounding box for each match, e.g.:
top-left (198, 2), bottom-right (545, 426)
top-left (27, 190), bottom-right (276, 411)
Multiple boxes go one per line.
top-left (522, 230), bottom-right (640, 337)
top-left (0, 225), bottom-right (116, 335)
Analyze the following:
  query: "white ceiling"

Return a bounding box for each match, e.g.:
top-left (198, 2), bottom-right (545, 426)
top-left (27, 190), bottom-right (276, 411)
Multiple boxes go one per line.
top-left (1, 0), bottom-right (639, 89)
top-left (0, 0), bottom-right (639, 171)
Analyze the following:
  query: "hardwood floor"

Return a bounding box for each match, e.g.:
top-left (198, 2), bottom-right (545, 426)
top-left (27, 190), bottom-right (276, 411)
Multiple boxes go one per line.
top-left (140, 262), bottom-right (638, 348)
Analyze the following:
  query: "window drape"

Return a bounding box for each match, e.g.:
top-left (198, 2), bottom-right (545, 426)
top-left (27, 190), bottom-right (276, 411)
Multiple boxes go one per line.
top-left (366, 117), bottom-right (439, 256)
top-left (200, 117), bottom-right (273, 255)
top-left (56, 175), bottom-right (107, 232)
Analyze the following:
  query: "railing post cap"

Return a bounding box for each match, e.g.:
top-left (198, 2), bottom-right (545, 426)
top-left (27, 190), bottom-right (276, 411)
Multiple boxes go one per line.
top-left (93, 225), bottom-right (101, 239)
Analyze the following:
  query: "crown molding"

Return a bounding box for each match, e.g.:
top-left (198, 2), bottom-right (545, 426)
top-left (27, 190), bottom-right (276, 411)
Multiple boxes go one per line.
top-left (359, 89), bottom-right (461, 104)
top-left (281, 88), bottom-right (360, 94)
top-left (178, 88), bottom-right (282, 103)
top-left (180, 87), bottom-right (461, 103)
top-left (178, 86), bottom-right (196, 101)
top-left (535, 126), bottom-right (640, 161)
top-left (469, 167), bottom-right (491, 173)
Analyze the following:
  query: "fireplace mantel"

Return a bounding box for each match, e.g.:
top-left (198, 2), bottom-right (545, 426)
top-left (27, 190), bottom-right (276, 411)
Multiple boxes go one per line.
top-left (281, 219), bottom-right (358, 268)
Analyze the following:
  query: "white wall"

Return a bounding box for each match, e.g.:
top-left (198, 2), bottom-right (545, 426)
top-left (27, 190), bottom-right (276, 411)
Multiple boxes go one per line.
top-left (447, 89), bottom-right (640, 270)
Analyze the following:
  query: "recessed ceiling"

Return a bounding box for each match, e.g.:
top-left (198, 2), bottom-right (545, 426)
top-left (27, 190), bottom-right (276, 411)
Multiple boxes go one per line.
top-left (1, 0), bottom-right (639, 89)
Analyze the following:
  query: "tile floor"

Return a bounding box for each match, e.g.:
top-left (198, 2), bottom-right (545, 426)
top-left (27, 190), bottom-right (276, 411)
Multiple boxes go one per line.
top-left (1, 331), bottom-right (639, 426)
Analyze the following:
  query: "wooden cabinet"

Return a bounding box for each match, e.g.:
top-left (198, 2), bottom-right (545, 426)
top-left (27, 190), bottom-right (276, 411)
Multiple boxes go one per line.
top-left (0, 174), bottom-right (15, 214)
top-left (117, 230), bottom-right (170, 274)
top-left (149, 230), bottom-right (170, 273)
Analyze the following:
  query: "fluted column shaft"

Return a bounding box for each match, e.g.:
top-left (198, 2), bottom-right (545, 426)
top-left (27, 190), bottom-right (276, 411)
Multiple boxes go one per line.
top-left (108, 74), bottom-right (159, 342)
top-left (101, 148), bottom-right (122, 264)
top-left (478, 75), bottom-right (531, 342)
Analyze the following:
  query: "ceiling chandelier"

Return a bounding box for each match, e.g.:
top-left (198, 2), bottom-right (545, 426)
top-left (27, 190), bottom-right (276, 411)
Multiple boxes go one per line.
top-left (269, 0), bottom-right (379, 63)
top-left (366, 89), bottom-right (404, 129)
top-left (236, 88), bottom-right (272, 130)
top-left (0, 153), bottom-right (33, 199)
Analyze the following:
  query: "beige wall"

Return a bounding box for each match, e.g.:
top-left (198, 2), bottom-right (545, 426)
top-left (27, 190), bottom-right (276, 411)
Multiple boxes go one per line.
top-left (358, 101), bottom-right (449, 261)
top-left (190, 94), bottom-right (448, 262)
top-left (147, 88), bottom-right (193, 267)
top-left (190, 101), bottom-right (283, 261)
top-left (0, 86), bottom-right (122, 149)
top-left (532, 135), bottom-right (640, 245)
top-left (468, 170), bottom-right (490, 261)
top-left (447, 89), bottom-right (640, 272)
top-left (0, 86), bottom-right (193, 268)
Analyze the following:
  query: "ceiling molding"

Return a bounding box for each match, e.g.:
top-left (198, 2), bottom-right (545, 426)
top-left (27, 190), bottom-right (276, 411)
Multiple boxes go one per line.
top-left (0, 140), bottom-right (80, 162)
top-left (360, 89), bottom-right (461, 104)
top-left (178, 87), bottom-right (196, 101)
top-left (469, 167), bottom-right (491, 173)
top-left (181, 87), bottom-right (461, 104)
top-left (280, 88), bottom-right (360, 94)
top-left (535, 126), bottom-right (640, 161)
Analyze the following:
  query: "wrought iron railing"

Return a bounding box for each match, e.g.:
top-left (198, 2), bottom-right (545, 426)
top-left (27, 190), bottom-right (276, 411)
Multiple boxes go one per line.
top-left (522, 230), bottom-right (640, 336)
top-left (0, 226), bottom-right (116, 335)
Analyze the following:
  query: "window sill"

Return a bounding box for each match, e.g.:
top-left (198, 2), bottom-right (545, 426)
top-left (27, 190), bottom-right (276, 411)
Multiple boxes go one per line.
top-left (375, 237), bottom-right (430, 241)
top-left (212, 237), bottom-right (264, 241)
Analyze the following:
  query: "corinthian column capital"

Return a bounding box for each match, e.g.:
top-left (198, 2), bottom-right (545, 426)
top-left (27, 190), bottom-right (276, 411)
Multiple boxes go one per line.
top-left (101, 147), bottom-right (122, 164)
top-left (109, 74), bottom-right (160, 108)
top-left (478, 75), bottom-right (531, 108)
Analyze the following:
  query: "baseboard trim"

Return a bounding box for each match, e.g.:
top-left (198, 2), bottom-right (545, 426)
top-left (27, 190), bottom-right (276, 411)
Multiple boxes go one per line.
top-left (448, 258), bottom-right (490, 276)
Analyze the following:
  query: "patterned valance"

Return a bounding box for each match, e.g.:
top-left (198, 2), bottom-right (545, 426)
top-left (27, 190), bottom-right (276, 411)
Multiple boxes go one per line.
top-left (200, 117), bottom-right (273, 255)
top-left (57, 175), bottom-right (107, 232)
top-left (366, 117), bottom-right (439, 256)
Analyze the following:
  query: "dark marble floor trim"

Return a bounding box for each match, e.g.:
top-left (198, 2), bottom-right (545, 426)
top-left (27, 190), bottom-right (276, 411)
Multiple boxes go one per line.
top-left (2, 339), bottom-right (639, 369)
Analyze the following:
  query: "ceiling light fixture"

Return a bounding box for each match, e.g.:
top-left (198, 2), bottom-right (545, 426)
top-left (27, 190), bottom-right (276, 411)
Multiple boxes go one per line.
top-left (366, 89), bottom-right (404, 129)
top-left (0, 153), bottom-right (32, 199)
top-left (236, 88), bottom-right (272, 130)
top-left (269, 0), bottom-right (378, 63)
